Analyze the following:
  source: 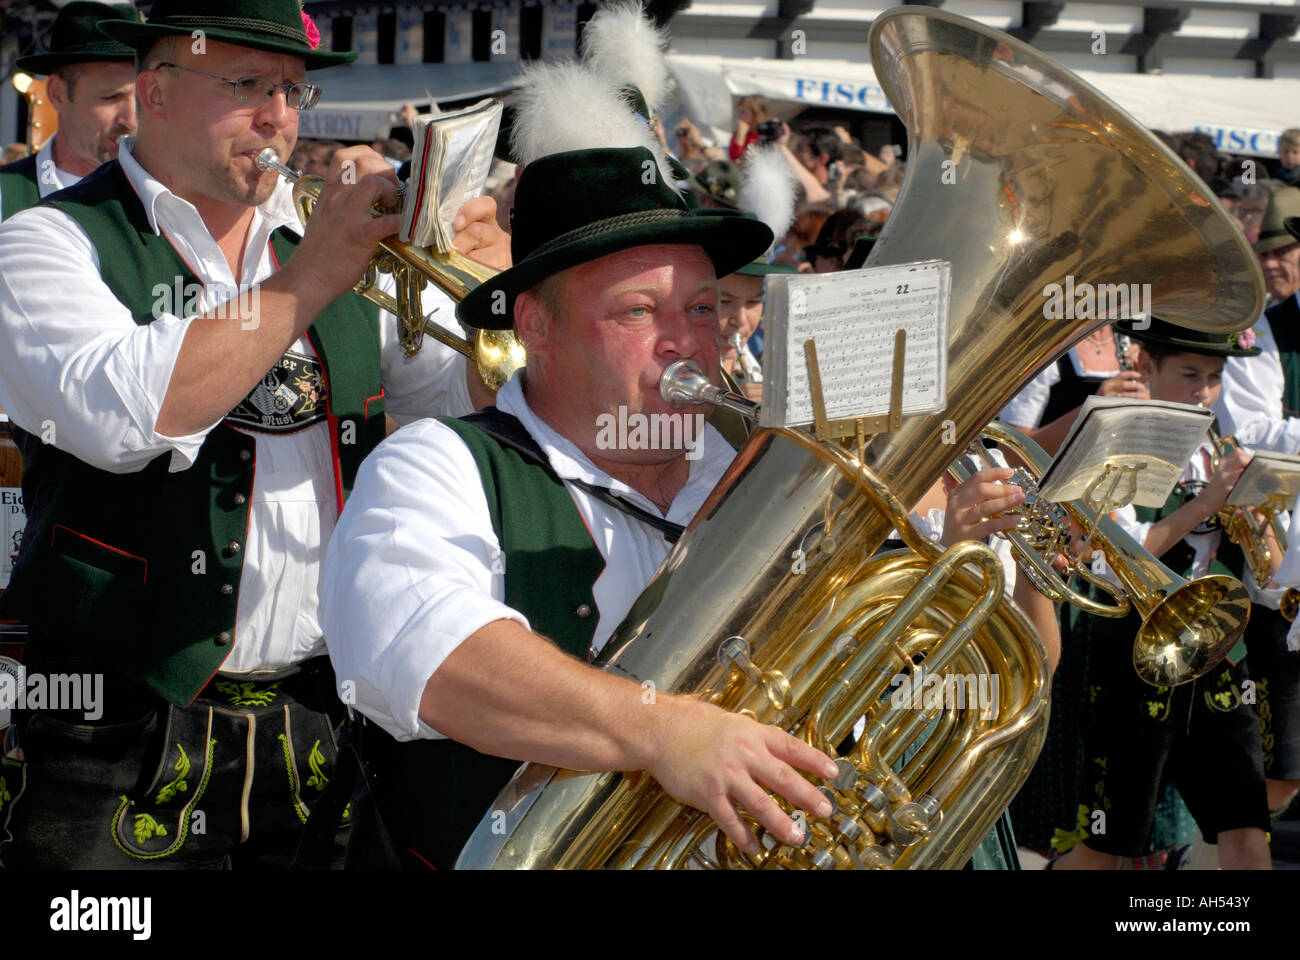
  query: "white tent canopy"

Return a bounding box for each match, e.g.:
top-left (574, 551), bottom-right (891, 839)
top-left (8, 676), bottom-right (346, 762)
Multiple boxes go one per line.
top-left (303, 61), bottom-right (523, 141)
top-left (666, 53), bottom-right (1298, 158)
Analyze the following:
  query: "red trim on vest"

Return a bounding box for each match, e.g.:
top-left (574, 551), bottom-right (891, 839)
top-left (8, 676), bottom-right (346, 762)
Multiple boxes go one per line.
top-left (271, 235), bottom-right (347, 512)
top-left (50, 523), bottom-right (149, 583)
top-left (405, 847), bottom-right (438, 870)
top-left (364, 387), bottom-right (385, 421)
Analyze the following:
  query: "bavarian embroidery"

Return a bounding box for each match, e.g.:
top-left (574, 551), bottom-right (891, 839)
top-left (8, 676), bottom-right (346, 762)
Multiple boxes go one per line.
top-left (215, 680), bottom-right (281, 706)
top-left (225, 350), bottom-right (326, 433)
top-left (305, 740), bottom-right (329, 792)
top-left (132, 812), bottom-right (167, 844)
top-left (154, 743), bottom-right (191, 804)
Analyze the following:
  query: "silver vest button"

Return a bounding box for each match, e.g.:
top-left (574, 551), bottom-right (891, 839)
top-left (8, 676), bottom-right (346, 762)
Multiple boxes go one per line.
top-left (216, 631), bottom-right (232, 645)
top-left (220, 584), bottom-right (234, 596)
top-left (575, 603), bottom-right (592, 619)
top-left (233, 493), bottom-right (247, 505)
top-left (239, 449), bottom-right (251, 462)
top-left (227, 540), bottom-right (241, 554)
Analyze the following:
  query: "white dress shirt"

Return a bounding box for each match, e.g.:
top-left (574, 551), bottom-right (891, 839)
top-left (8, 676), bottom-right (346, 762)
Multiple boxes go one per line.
top-left (0, 135), bottom-right (81, 219)
top-left (999, 346), bottom-right (1117, 429)
top-left (1213, 311), bottom-right (1300, 453)
top-left (0, 136), bottom-right (473, 674)
top-left (321, 375), bottom-right (735, 742)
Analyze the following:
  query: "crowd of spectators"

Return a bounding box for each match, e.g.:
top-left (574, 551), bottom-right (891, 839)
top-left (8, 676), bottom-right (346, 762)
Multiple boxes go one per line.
top-left (664, 96), bottom-right (1300, 280)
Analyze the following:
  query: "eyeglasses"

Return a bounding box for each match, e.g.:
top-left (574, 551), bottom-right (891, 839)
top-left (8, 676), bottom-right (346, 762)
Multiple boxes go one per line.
top-left (155, 62), bottom-right (321, 111)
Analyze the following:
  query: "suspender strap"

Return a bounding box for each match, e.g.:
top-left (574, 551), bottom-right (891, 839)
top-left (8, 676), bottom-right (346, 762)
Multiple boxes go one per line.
top-left (461, 408), bottom-right (687, 544)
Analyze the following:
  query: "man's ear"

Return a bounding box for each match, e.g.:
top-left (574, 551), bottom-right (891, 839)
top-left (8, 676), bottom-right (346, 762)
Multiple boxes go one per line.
top-left (1135, 348), bottom-right (1156, 380)
top-left (514, 291), bottom-right (548, 356)
top-left (45, 72), bottom-right (69, 114)
top-left (135, 69), bottom-right (167, 121)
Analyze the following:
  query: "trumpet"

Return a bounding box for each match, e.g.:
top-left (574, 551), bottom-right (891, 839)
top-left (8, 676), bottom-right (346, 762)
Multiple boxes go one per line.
top-left (728, 332), bottom-right (763, 387)
top-left (1114, 326), bottom-right (1134, 372)
top-left (1205, 426), bottom-right (1287, 588)
top-left (1204, 426), bottom-right (1300, 619)
top-left (966, 422), bottom-right (1250, 687)
top-left (254, 148), bottom-right (525, 391)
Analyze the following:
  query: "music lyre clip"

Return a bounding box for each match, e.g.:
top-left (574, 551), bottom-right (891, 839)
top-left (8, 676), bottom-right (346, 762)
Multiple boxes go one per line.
top-left (803, 328), bottom-right (907, 443)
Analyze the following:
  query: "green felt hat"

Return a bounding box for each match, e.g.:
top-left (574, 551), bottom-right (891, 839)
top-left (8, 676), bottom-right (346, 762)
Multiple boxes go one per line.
top-left (456, 147), bottom-right (773, 330)
top-left (16, 2), bottom-right (139, 75)
top-left (1117, 317), bottom-right (1261, 357)
top-left (1254, 187), bottom-right (1300, 254)
top-left (735, 259), bottom-right (799, 278)
top-left (99, 0), bottom-right (355, 70)
top-left (685, 158), bottom-right (743, 209)
top-left (1285, 215), bottom-right (1300, 245)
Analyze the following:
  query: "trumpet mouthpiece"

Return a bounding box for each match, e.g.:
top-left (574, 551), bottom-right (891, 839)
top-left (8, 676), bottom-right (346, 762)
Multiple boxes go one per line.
top-left (255, 148), bottom-right (294, 179)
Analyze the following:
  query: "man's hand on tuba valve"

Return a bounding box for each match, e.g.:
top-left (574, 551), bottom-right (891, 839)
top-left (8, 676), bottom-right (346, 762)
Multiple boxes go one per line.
top-left (643, 697), bottom-right (839, 854)
top-left (939, 467), bottom-right (1026, 547)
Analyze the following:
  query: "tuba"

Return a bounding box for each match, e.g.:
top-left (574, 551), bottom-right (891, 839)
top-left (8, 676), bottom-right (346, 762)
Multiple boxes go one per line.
top-left (456, 7), bottom-right (1264, 869)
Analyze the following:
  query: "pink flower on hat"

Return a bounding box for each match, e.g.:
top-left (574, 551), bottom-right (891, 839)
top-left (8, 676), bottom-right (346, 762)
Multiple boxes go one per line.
top-left (302, 10), bottom-right (322, 50)
top-left (1237, 328), bottom-right (1257, 349)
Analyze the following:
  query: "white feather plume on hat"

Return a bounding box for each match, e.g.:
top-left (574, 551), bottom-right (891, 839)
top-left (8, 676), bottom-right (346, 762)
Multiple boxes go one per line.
top-left (509, 59), bottom-right (678, 190)
top-left (581, 1), bottom-right (672, 117)
top-left (739, 146), bottom-right (798, 255)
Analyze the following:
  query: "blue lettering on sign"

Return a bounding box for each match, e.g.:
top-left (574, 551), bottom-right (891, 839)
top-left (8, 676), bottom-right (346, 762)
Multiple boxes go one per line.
top-left (1196, 124), bottom-right (1280, 157)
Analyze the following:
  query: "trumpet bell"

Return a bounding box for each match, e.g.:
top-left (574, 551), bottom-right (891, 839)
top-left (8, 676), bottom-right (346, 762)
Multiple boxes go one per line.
top-left (1136, 575), bottom-right (1250, 686)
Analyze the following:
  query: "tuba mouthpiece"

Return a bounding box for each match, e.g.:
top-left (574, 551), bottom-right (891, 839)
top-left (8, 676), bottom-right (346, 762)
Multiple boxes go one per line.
top-left (660, 359), bottom-right (760, 421)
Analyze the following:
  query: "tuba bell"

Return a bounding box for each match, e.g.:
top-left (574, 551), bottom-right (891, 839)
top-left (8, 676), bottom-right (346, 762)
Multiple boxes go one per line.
top-left (456, 7), bottom-right (1264, 869)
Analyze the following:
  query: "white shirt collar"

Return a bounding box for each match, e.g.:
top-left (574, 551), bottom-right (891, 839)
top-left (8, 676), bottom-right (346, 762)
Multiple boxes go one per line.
top-left (494, 374), bottom-right (733, 521)
top-left (115, 135), bottom-right (300, 237)
top-left (34, 135), bottom-right (82, 198)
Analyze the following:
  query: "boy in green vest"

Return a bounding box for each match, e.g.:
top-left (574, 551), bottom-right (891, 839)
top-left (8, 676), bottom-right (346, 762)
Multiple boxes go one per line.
top-left (0, 3), bottom-right (137, 222)
top-left (1053, 318), bottom-right (1275, 869)
top-left (0, 0), bottom-right (509, 869)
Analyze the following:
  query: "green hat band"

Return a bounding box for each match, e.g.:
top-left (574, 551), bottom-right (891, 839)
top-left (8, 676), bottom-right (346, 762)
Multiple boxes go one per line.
top-left (527, 208), bottom-right (693, 258)
top-left (145, 14), bottom-right (309, 44)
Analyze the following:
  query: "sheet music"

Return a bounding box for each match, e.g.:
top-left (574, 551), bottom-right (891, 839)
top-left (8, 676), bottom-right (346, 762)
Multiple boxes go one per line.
top-left (401, 98), bottom-right (502, 252)
top-left (759, 260), bottom-right (950, 428)
top-left (1036, 397), bottom-right (1213, 507)
top-left (1228, 450), bottom-right (1300, 508)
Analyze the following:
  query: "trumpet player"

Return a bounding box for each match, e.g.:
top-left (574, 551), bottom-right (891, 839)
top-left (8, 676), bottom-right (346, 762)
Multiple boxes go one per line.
top-left (718, 261), bottom-right (788, 403)
top-left (0, 0), bottom-right (509, 869)
top-left (0, 2), bottom-right (137, 223)
top-left (1053, 318), bottom-right (1275, 869)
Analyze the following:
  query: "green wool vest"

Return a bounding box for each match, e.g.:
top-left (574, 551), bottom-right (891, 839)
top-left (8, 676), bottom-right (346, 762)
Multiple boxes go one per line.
top-left (0, 161), bottom-right (387, 706)
top-left (1266, 296), bottom-right (1300, 418)
top-left (0, 154), bottom-right (41, 221)
top-left (361, 411), bottom-right (605, 870)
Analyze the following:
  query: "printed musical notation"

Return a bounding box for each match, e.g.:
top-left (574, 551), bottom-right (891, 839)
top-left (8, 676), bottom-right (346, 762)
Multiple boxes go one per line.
top-left (1036, 396), bottom-right (1214, 508)
top-left (759, 260), bottom-right (951, 429)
